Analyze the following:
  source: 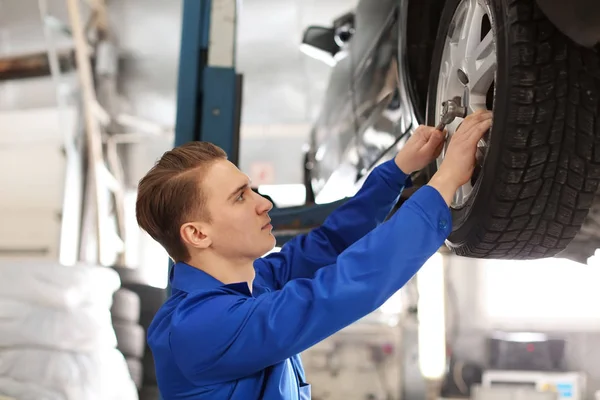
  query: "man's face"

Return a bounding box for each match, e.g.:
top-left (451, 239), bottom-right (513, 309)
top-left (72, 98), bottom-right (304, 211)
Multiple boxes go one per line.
top-left (198, 159), bottom-right (275, 260)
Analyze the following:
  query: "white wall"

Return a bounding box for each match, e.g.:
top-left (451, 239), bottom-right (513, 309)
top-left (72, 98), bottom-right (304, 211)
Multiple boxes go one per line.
top-left (447, 255), bottom-right (600, 333)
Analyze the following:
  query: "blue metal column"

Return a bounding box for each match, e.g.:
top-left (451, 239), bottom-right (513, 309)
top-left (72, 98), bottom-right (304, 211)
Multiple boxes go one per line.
top-left (173, 0), bottom-right (241, 162)
top-left (173, 0), bottom-right (210, 147)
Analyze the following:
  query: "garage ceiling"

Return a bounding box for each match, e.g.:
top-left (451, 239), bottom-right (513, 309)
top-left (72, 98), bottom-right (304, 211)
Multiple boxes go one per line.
top-left (0, 0), bottom-right (357, 127)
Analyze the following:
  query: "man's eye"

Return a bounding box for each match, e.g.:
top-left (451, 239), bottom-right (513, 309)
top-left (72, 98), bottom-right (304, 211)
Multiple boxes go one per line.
top-left (236, 193), bottom-right (244, 202)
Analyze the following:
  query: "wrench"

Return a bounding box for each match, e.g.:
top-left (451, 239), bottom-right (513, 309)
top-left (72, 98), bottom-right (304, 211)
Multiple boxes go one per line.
top-left (435, 96), bottom-right (468, 131)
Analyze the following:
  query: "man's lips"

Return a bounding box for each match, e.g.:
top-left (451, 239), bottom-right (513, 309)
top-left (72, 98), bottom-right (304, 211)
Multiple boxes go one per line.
top-left (262, 221), bottom-right (272, 230)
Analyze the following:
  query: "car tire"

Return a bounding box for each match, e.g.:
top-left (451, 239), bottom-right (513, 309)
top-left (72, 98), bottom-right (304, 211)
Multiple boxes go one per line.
top-left (139, 385), bottom-right (161, 400)
top-left (113, 321), bottom-right (146, 359)
top-left (125, 357), bottom-right (143, 390)
top-left (111, 265), bottom-right (148, 286)
top-left (142, 350), bottom-right (158, 385)
top-left (426, 0), bottom-right (600, 259)
top-left (121, 283), bottom-right (167, 319)
top-left (121, 283), bottom-right (166, 386)
top-left (111, 288), bottom-right (141, 324)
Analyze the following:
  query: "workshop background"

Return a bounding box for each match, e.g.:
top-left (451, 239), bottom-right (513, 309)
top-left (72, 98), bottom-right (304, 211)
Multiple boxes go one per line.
top-left (1, 0), bottom-right (600, 399)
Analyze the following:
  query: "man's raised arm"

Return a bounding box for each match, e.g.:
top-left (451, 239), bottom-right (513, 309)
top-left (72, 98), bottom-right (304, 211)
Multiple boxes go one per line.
top-left (256, 125), bottom-right (447, 289)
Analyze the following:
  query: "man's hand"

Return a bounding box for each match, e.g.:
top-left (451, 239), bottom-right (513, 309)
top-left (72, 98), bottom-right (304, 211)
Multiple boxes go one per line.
top-left (394, 125), bottom-right (446, 175)
top-left (429, 109), bottom-right (493, 205)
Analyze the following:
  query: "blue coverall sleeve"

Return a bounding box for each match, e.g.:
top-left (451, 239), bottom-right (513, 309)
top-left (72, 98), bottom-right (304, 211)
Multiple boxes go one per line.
top-left (169, 185), bottom-right (451, 385)
top-left (255, 159), bottom-right (412, 289)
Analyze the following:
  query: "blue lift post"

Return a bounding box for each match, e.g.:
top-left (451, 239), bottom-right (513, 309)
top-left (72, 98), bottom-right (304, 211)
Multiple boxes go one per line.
top-left (174, 0), bottom-right (241, 160)
top-left (171, 0), bottom-right (350, 269)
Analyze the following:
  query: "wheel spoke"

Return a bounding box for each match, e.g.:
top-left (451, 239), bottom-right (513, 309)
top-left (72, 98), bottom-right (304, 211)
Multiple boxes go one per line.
top-left (467, 31), bottom-right (496, 108)
top-left (473, 29), bottom-right (495, 62)
top-left (456, 0), bottom-right (475, 42)
top-left (448, 5), bottom-right (467, 63)
top-left (455, 181), bottom-right (474, 205)
top-left (439, 60), bottom-right (451, 102)
top-left (449, 40), bottom-right (462, 69)
top-left (454, 0), bottom-right (485, 66)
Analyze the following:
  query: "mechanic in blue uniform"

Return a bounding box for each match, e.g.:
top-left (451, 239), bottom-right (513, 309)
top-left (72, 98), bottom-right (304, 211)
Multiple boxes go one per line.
top-left (135, 110), bottom-right (492, 399)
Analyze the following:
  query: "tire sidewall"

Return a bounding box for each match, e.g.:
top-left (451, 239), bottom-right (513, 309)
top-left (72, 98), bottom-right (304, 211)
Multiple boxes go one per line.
top-left (425, 0), bottom-right (509, 246)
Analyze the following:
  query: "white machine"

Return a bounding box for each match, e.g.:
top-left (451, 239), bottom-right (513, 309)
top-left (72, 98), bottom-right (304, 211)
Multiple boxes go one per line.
top-left (471, 385), bottom-right (558, 400)
top-left (481, 370), bottom-right (586, 400)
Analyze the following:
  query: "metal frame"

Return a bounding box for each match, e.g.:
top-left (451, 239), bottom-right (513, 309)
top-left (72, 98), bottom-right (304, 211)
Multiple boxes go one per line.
top-left (174, 0), bottom-right (242, 163)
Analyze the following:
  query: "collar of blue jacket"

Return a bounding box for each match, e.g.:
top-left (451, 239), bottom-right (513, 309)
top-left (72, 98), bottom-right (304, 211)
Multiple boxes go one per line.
top-left (170, 261), bottom-right (255, 297)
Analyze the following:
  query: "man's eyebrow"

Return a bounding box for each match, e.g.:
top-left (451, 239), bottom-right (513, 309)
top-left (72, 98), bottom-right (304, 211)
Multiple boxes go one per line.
top-left (228, 181), bottom-right (251, 200)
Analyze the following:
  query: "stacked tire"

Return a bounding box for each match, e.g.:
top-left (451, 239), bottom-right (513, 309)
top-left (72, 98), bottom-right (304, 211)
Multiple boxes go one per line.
top-left (111, 288), bottom-right (145, 391)
top-left (112, 267), bottom-right (168, 400)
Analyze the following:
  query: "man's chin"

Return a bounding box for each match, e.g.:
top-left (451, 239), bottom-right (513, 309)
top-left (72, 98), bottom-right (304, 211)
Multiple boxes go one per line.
top-left (259, 238), bottom-right (278, 257)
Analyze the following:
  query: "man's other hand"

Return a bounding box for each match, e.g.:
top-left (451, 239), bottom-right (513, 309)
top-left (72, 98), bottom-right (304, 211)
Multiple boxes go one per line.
top-left (429, 110), bottom-right (493, 205)
top-left (394, 125), bottom-right (446, 175)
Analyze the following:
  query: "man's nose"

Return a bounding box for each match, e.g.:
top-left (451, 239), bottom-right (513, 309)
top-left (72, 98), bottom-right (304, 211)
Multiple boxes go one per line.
top-left (255, 191), bottom-right (273, 213)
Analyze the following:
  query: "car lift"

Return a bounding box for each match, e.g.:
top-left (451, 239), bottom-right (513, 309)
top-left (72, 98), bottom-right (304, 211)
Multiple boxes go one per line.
top-left (173, 0), bottom-right (349, 248)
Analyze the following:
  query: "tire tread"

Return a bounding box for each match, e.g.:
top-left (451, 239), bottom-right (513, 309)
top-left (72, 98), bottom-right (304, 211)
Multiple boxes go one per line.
top-left (454, 0), bottom-right (600, 259)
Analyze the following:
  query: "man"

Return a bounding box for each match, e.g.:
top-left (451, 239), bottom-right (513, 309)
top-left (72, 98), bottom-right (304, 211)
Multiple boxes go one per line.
top-left (136, 111), bottom-right (492, 399)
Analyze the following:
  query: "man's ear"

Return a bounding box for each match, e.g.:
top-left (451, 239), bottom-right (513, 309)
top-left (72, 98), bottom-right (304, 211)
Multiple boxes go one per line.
top-left (180, 222), bottom-right (212, 250)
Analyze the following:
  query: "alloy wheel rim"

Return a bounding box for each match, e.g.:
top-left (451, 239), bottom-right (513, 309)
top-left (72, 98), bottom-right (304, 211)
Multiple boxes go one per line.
top-left (435, 0), bottom-right (497, 208)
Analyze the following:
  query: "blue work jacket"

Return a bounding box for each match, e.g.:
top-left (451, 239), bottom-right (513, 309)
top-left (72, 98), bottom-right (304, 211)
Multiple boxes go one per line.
top-left (147, 159), bottom-right (452, 399)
